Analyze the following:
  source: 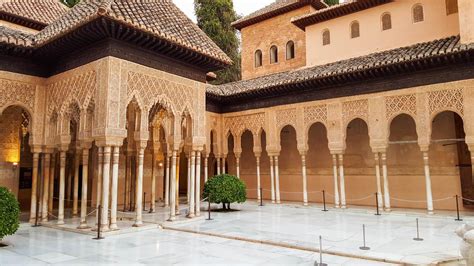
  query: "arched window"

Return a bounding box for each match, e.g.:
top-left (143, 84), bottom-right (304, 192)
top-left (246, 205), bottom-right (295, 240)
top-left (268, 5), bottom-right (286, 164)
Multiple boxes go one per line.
top-left (446, 0), bottom-right (458, 15)
top-left (270, 45), bottom-right (278, 64)
top-left (322, 29), bottom-right (330, 46)
top-left (286, 41), bottom-right (295, 60)
top-left (381, 13), bottom-right (392, 31)
top-left (412, 4), bottom-right (424, 23)
top-left (350, 21), bottom-right (360, 38)
top-left (254, 50), bottom-right (262, 68)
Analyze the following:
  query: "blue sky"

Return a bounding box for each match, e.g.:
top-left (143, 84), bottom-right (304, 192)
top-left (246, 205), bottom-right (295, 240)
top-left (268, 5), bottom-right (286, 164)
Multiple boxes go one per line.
top-left (173, 0), bottom-right (276, 22)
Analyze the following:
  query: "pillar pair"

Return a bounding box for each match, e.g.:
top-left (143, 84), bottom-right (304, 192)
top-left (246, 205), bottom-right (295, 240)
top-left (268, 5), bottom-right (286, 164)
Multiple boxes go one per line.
top-left (216, 156), bottom-right (226, 175)
top-left (269, 155), bottom-right (281, 204)
top-left (374, 152), bottom-right (391, 211)
top-left (331, 153), bottom-right (345, 208)
top-left (187, 150), bottom-right (202, 218)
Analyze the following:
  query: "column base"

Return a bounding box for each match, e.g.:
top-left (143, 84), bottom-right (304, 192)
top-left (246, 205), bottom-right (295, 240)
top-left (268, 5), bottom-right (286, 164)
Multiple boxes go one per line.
top-left (109, 224), bottom-right (119, 231)
top-left (77, 223), bottom-right (91, 230)
top-left (303, 202), bottom-right (308, 206)
top-left (167, 216), bottom-right (176, 222)
top-left (41, 218), bottom-right (48, 223)
top-left (196, 212), bottom-right (201, 217)
top-left (149, 209), bottom-right (156, 214)
top-left (341, 205), bottom-right (347, 209)
top-left (164, 203), bottom-right (169, 207)
top-left (132, 221), bottom-right (143, 227)
top-left (187, 213), bottom-right (195, 218)
top-left (428, 211), bottom-right (434, 215)
top-left (335, 205), bottom-right (340, 208)
top-left (271, 200), bottom-right (275, 203)
top-left (57, 220), bottom-right (65, 225)
top-left (276, 201), bottom-right (281, 204)
top-left (100, 224), bottom-right (110, 232)
top-left (384, 208), bottom-right (392, 212)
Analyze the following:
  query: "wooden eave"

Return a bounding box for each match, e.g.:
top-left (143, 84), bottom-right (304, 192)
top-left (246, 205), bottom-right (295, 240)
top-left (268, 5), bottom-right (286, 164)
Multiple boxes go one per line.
top-left (0, 11), bottom-right (47, 31)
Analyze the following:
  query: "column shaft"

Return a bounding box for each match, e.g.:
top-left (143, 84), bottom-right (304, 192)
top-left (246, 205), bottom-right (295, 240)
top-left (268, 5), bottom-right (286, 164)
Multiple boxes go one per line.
top-left (29, 152), bottom-right (40, 223)
top-left (423, 151), bottom-right (434, 214)
top-left (374, 153), bottom-right (383, 209)
top-left (95, 147), bottom-right (103, 226)
top-left (78, 148), bottom-right (90, 229)
top-left (110, 146), bottom-right (120, 230)
top-left (381, 152), bottom-right (391, 211)
top-left (58, 151), bottom-right (66, 225)
top-left (301, 155), bottom-right (308, 206)
top-left (338, 154), bottom-right (346, 208)
top-left (222, 157), bottom-right (226, 174)
top-left (188, 151), bottom-right (196, 217)
top-left (256, 156), bottom-right (261, 201)
top-left (275, 156), bottom-right (281, 204)
top-left (169, 151), bottom-right (177, 221)
top-left (48, 153), bottom-right (56, 214)
top-left (73, 152), bottom-right (80, 217)
top-left (204, 156), bottom-right (209, 182)
top-left (150, 152), bottom-right (157, 213)
top-left (134, 147), bottom-right (144, 226)
top-left (100, 146), bottom-right (111, 231)
top-left (217, 157), bottom-right (221, 175)
top-left (236, 157), bottom-right (240, 178)
top-left (165, 155), bottom-right (170, 207)
top-left (42, 154), bottom-right (51, 222)
top-left (195, 151), bottom-right (201, 216)
top-left (331, 154), bottom-right (340, 208)
top-left (270, 156), bottom-right (275, 203)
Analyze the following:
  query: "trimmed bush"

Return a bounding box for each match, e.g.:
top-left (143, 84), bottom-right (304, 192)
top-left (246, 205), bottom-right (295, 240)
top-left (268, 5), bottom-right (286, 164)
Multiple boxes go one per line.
top-left (0, 187), bottom-right (20, 243)
top-left (203, 174), bottom-right (246, 210)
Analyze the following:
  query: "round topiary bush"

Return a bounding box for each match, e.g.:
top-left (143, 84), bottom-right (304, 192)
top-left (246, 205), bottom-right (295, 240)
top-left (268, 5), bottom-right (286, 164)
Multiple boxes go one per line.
top-left (0, 187), bottom-right (20, 246)
top-left (203, 174), bottom-right (246, 210)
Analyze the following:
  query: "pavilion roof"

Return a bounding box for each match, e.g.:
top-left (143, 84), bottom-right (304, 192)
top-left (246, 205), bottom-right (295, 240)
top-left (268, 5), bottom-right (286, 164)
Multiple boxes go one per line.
top-left (0, 0), bottom-right (69, 30)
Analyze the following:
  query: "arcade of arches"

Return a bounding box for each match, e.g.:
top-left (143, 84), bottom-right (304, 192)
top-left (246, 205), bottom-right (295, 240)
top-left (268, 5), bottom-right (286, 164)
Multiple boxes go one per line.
top-left (2, 57), bottom-right (474, 232)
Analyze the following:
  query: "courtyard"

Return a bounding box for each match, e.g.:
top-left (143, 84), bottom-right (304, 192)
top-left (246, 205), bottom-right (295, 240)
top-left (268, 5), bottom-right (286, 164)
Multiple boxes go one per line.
top-left (0, 201), bottom-right (468, 265)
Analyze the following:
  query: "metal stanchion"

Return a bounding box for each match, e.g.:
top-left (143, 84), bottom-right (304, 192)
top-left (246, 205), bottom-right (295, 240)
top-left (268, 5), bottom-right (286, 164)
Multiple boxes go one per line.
top-left (455, 195), bottom-right (463, 221)
top-left (359, 224), bottom-right (370, 250)
top-left (93, 205), bottom-right (104, 240)
top-left (143, 192), bottom-right (147, 212)
top-left (259, 188), bottom-right (263, 207)
top-left (206, 196), bottom-right (213, 221)
top-left (314, 235), bottom-right (327, 266)
top-left (322, 190), bottom-right (328, 212)
top-left (413, 218), bottom-right (423, 241)
top-left (375, 192), bottom-right (381, 216)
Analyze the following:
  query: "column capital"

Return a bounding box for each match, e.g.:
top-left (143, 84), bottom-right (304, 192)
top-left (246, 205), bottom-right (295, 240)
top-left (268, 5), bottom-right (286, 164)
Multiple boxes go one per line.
top-left (329, 149), bottom-right (345, 155)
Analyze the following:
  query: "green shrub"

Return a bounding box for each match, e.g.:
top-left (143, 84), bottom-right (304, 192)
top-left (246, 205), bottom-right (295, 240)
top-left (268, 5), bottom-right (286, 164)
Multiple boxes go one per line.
top-left (203, 174), bottom-right (246, 210)
top-left (0, 187), bottom-right (20, 242)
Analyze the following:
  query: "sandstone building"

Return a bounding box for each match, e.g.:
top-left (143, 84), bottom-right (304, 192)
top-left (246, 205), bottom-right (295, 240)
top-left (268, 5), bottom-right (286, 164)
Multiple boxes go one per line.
top-left (0, 0), bottom-right (473, 231)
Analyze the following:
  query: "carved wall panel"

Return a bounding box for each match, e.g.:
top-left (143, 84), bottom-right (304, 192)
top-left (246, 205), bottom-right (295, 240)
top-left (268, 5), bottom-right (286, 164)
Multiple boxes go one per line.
top-left (276, 108), bottom-right (297, 132)
top-left (0, 79), bottom-right (35, 114)
top-left (342, 99), bottom-right (369, 126)
top-left (385, 94), bottom-right (417, 120)
top-left (224, 113), bottom-right (265, 137)
top-left (304, 104), bottom-right (328, 129)
top-left (428, 88), bottom-right (464, 117)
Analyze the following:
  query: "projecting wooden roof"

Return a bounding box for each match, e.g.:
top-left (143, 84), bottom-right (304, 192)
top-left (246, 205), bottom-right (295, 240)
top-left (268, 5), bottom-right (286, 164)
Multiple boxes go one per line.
top-left (208, 36), bottom-right (474, 101)
top-left (232, 0), bottom-right (327, 30)
top-left (292, 0), bottom-right (392, 30)
top-left (0, 0), bottom-right (69, 30)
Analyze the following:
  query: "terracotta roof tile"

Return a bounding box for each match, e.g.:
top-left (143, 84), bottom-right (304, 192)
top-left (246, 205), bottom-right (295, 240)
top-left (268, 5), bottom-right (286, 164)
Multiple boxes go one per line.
top-left (209, 36), bottom-right (473, 98)
top-left (0, 0), bottom-right (69, 26)
top-left (0, 26), bottom-right (34, 47)
top-left (232, 0), bottom-right (326, 30)
top-left (35, 0), bottom-right (232, 65)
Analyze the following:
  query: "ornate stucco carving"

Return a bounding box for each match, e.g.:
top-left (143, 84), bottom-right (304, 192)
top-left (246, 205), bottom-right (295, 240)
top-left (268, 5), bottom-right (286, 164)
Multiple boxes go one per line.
top-left (342, 99), bottom-right (369, 126)
top-left (0, 79), bottom-right (35, 113)
top-left (385, 94), bottom-right (417, 120)
top-left (428, 88), bottom-right (464, 117)
top-left (224, 113), bottom-right (265, 137)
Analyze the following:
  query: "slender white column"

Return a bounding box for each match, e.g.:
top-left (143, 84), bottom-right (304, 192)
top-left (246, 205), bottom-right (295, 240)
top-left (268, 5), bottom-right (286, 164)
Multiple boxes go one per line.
top-left (374, 153), bottom-right (383, 209)
top-left (204, 155), bottom-right (209, 182)
top-left (73, 152), bottom-right (80, 217)
top-left (123, 153), bottom-right (129, 211)
top-left (41, 154), bottom-right (51, 222)
top-left (423, 151), bottom-right (434, 214)
top-left (222, 157), bottom-right (226, 174)
top-left (150, 152), bottom-right (157, 213)
top-left (217, 157), bottom-right (221, 175)
top-left (168, 151), bottom-right (177, 221)
top-left (256, 156), bottom-right (261, 201)
top-left (195, 151), bottom-right (201, 216)
top-left (331, 154), bottom-right (340, 208)
top-left (381, 152), bottom-right (391, 211)
top-left (338, 154), bottom-right (346, 208)
top-left (301, 155), bottom-right (308, 206)
top-left (48, 153), bottom-right (56, 214)
top-left (100, 146), bottom-right (112, 231)
top-left (78, 148), bottom-right (90, 229)
top-left (165, 155), bottom-right (170, 207)
top-left (133, 147), bottom-right (144, 226)
top-left (29, 152), bottom-right (40, 224)
top-left (58, 151), bottom-right (66, 225)
top-left (95, 147), bottom-right (103, 226)
top-left (236, 157), bottom-right (240, 178)
top-left (275, 156), bottom-right (281, 204)
top-left (187, 156), bottom-right (191, 203)
top-left (188, 151), bottom-right (196, 218)
top-left (109, 146), bottom-right (120, 230)
top-left (270, 156), bottom-right (275, 203)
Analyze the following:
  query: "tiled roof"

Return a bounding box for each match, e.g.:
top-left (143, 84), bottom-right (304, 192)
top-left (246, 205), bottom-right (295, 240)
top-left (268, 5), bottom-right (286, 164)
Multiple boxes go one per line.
top-left (232, 0), bottom-right (327, 30)
top-left (292, 0), bottom-right (392, 29)
top-left (0, 26), bottom-right (34, 47)
top-left (0, 0), bottom-right (69, 26)
top-left (34, 0), bottom-right (232, 65)
top-left (208, 36), bottom-right (474, 98)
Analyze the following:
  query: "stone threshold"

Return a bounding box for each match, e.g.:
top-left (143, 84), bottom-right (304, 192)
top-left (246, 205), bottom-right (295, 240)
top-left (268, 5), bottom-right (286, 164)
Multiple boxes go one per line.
top-left (162, 225), bottom-right (464, 266)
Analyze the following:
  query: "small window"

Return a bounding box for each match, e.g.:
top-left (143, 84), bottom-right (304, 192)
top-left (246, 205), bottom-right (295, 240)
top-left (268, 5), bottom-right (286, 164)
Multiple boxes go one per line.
top-left (446, 0), bottom-right (458, 15)
top-left (350, 21), bottom-right (360, 38)
top-left (381, 13), bottom-right (392, 31)
top-left (270, 45), bottom-right (278, 64)
top-left (322, 29), bottom-right (330, 46)
top-left (286, 41), bottom-right (295, 60)
top-left (413, 4), bottom-right (424, 23)
top-left (255, 50), bottom-right (262, 67)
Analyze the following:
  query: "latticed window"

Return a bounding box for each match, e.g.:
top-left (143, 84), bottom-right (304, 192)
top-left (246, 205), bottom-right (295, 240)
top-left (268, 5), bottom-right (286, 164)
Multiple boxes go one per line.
top-left (270, 45), bottom-right (278, 64)
top-left (286, 41), bottom-right (295, 60)
top-left (413, 4), bottom-right (424, 23)
top-left (446, 0), bottom-right (458, 15)
top-left (322, 29), bottom-right (330, 46)
top-left (381, 13), bottom-right (392, 30)
top-left (255, 50), bottom-right (262, 67)
top-left (350, 21), bottom-right (360, 38)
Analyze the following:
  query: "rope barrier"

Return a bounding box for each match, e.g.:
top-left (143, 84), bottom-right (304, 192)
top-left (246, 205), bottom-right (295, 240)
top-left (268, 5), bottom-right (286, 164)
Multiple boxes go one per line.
top-left (460, 196), bottom-right (474, 203)
top-left (345, 194), bottom-right (373, 202)
top-left (47, 212), bottom-right (58, 219)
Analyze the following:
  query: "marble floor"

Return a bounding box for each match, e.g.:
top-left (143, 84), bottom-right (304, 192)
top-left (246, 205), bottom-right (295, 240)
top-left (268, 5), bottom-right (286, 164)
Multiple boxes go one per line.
top-left (166, 201), bottom-right (468, 265)
top-left (0, 223), bottom-right (395, 265)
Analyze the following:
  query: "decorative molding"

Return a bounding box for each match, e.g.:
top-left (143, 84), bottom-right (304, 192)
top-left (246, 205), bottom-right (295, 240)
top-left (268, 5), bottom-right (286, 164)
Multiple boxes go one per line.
top-left (385, 94), bottom-right (417, 119)
top-left (342, 99), bottom-right (368, 125)
top-left (428, 88), bottom-right (464, 117)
